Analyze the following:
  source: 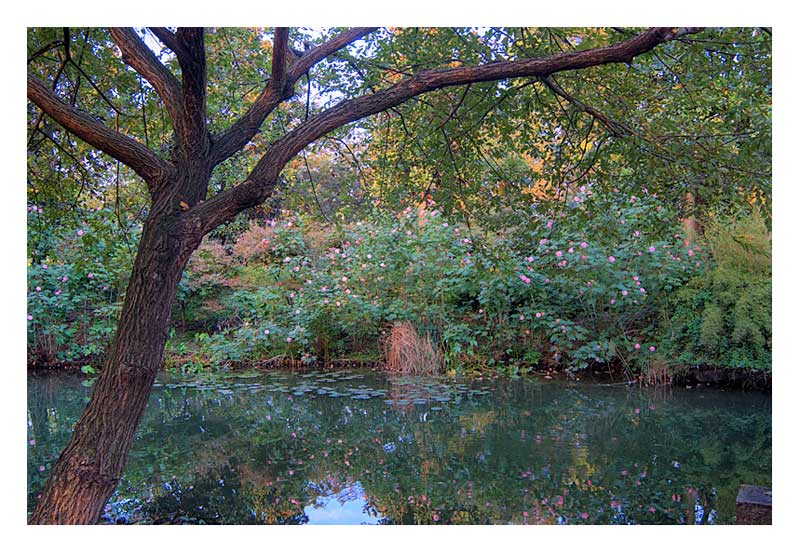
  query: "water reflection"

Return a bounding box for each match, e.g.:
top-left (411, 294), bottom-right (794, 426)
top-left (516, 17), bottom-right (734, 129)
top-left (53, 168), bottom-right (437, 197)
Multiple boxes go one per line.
top-left (27, 371), bottom-right (771, 524)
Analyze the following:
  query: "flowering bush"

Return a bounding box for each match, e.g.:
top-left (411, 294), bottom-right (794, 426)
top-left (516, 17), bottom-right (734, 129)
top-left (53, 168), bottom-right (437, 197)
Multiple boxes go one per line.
top-left (27, 206), bottom-right (140, 365)
top-left (179, 186), bottom-right (711, 375)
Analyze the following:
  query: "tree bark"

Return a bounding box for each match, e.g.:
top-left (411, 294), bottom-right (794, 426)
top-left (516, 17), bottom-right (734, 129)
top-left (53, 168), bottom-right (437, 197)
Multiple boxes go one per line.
top-left (28, 209), bottom-right (198, 524)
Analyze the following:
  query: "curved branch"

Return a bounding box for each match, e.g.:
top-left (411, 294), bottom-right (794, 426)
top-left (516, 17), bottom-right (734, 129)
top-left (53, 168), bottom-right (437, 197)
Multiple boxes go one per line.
top-left (109, 28), bottom-right (182, 129)
top-left (28, 71), bottom-right (171, 185)
top-left (188, 27), bottom-right (702, 235)
top-left (286, 27), bottom-right (378, 81)
top-left (209, 27), bottom-right (377, 167)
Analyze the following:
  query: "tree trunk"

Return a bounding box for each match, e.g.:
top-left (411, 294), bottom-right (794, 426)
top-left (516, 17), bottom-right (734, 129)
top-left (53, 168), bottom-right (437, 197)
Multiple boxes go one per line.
top-left (29, 212), bottom-right (196, 524)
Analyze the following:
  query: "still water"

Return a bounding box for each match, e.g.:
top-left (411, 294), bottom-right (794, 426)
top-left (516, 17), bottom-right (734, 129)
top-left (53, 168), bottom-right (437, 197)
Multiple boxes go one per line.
top-left (27, 370), bottom-right (771, 524)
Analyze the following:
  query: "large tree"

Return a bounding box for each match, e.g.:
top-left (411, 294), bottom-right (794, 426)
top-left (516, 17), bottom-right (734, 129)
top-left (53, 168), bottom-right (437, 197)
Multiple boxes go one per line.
top-left (27, 26), bottom-right (708, 523)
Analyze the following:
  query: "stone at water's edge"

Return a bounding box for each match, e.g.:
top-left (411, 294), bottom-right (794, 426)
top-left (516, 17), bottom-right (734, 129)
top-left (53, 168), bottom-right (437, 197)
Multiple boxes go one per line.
top-left (736, 485), bottom-right (772, 524)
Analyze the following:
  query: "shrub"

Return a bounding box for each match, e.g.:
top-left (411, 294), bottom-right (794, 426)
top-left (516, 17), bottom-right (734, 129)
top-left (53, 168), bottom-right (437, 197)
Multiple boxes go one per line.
top-left (662, 208), bottom-right (771, 370)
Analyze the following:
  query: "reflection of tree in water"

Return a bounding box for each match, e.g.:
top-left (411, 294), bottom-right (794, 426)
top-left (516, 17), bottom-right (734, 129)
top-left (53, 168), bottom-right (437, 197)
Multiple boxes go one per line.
top-left (138, 463), bottom-right (309, 525)
top-left (28, 372), bottom-right (771, 524)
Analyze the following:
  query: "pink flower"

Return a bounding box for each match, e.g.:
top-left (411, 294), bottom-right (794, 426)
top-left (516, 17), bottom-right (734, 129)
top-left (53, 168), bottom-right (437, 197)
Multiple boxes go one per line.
top-left (536, 312), bottom-right (542, 318)
top-left (621, 290), bottom-right (628, 296)
top-left (39, 465), bottom-right (45, 472)
top-left (433, 514), bottom-right (439, 522)
top-left (634, 343), bottom-right (641, 349)
top-left (27, 315), bottom-right (33, 321)
top-left (287, 337), bottom-right (292, 343)
top-left (77, 229), bottom-right (84, 236)
top-left (580, 512), bottom-right (589, 519)
top-left (35, 286), bottom-right (41, 291)
top-left (610, 299), bottom-right (616, 305)
top-left (55, 290), bottom-right (61, 296)
top-left (608, 256), bottom-right (616, 263)
top-left (555, 250), bottom-right (562, 257)
top-left (568, 247), bottom-right (574, 253)
top-left (649, 246), bottom-right (656, 253)
top-left (519, 315), bottom-right (525, 321)
top-left (634, 408), bottom-right (640, 414)
top-left (649, 346), bottom-right (656, 352)
top-left (87, 273), bottom-right (94, 279)
top-left (580, 242), bottom-right (588, 248)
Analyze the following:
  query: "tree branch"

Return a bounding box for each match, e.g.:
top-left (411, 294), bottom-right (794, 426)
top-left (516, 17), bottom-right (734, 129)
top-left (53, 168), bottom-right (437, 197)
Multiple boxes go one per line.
top-left (271, 28), bottom-right (289, 89)
top-left (541, 75), bottom-right (631, 137)
top-left (28, 71), bottom-right (171, 185)
top-left (174, 28), bottom-right (210, 158)
top-left (187, 27), bottom-right (702, 235)
top-left (209, 27), bottom-right (377, 167)
top-left (109, 28), bottom-right (182, 131)
top-left (148, 27), bottom-right (180, 54)
top-left (286, 27), bottom-right (378, 81)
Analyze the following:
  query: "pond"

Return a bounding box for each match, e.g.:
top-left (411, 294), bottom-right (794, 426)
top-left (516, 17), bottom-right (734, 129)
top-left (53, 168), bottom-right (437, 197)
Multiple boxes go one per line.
top-left (27, 370), bottom-right (771, 524)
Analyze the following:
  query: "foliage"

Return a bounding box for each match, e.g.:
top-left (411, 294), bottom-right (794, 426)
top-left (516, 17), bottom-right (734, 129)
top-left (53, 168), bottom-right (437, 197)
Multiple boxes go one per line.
top-left (663, 209), bottom-right (771, 370)
top-left (173, 185), bottom-right (709, 375)
top-left (27, 205), bottom-right (140, 364)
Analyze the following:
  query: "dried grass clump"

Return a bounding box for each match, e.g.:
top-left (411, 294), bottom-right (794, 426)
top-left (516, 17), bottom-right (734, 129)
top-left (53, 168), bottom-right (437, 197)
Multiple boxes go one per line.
top-left (382, 322), bottom-right (441, 375)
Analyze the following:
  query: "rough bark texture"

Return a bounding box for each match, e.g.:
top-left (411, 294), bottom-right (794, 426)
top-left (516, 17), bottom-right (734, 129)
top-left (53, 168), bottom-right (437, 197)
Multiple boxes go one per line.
top-left (27, 26), bottom-right (702, 524)
top-left (29, 207), bottom-right (199, 524)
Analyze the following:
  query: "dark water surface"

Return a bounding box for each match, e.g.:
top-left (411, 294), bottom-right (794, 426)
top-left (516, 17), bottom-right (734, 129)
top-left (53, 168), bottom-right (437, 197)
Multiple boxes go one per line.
top-left (27, 370), bottom-right (771, 524)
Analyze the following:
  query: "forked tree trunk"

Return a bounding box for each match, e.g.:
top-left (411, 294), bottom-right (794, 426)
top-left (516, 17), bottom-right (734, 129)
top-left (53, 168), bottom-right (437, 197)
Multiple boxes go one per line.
top-left (29, 213), bottom-right (197, 524)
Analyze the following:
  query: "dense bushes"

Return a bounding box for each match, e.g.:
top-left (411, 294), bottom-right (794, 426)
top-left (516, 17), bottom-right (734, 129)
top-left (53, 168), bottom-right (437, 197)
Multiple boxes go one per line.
top-left (27, 188), bottom-right (772, 376)
top-left (170, 186), bottom-right (729, 375)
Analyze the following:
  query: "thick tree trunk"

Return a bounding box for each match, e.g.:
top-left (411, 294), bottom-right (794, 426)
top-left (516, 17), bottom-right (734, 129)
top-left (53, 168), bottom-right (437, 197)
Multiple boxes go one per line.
top-left (29, 213), bottom-right (197, 524)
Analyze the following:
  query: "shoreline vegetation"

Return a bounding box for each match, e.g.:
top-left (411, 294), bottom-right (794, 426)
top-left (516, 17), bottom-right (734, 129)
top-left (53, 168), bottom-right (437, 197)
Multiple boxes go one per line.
top-left (28, 199), bottom-right (771, 392)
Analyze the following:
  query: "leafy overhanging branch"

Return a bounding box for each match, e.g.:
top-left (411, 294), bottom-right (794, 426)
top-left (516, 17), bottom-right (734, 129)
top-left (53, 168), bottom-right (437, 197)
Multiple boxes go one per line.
top-left (27, 70), bottom-right (171, 186)
top-left (188, 27), bottom-right (704, 235)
